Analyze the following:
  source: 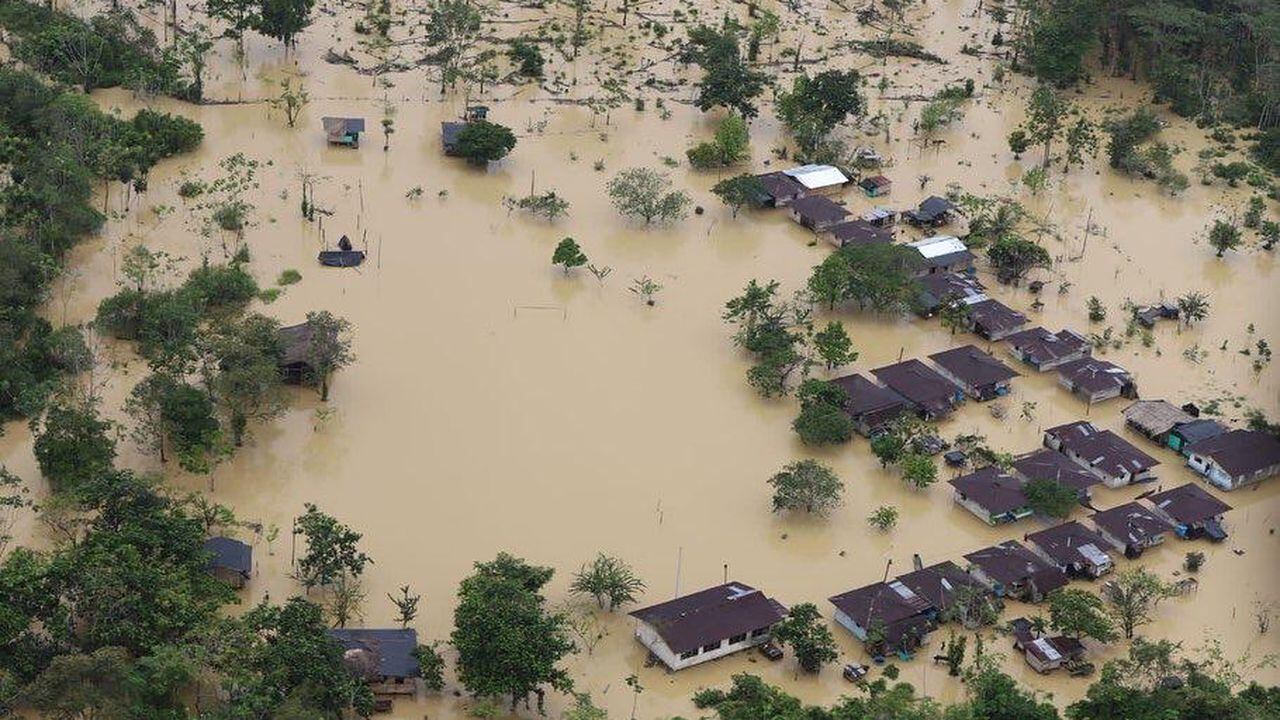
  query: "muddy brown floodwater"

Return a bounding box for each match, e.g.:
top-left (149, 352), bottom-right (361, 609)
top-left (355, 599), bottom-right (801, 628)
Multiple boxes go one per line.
top-left (2, 0), bottom-right (1278, 717)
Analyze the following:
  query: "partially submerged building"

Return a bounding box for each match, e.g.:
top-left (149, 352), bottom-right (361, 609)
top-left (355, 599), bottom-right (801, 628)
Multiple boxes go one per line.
top-left (1185, 429), bottom-right (1280, 490)
top-left (441, 105), bottom-right (489, 156)
top-left (906, 235), bottom-right (974, 276)
top-left (1044, 421), bottom-right (1159, 488)
top-left (1147, 483), bottom-right (1232, 541)
top-left (903, 196), bottom-right (956, 227)
top-left (277, 322), bottom-right (317, 384)
top-left (963, 540), bottom-right (1068, 602)
top-left (1011, 448), bottom-right (1101, 501)
top-left (894, 561), bottom-right (987, 621)
top-left (915, 272), bottom-right (986, 317)
top-left (629, 582), bottom-right (786, 671)
top-left (829, 579), bottom-right (934, 657)
top-left (1026, 521), bottom-right (1115, 578)
top-left (1022, 635), bottom-right (1086, 674)
top-left (872, 359), bottom-right (964, 420)
top-left (949, 466), bottom-right (1032, 525)
top-left (782, 164), bottom-right (850, 193)
top-left (966, 299), bottom-right (1028, 341)
top-left (1056, 357), bottom-right (1138, 404)
top-left (859, 174), bottom-right (893, 197)
top-left (1123, 400), bottom-right (1194, 445)
top-left (203, 536), bottom-right (252, 589)
top-left (1089, 502), bottom-right (1174, 556)
top-left (1004, 327), bottom-right (1091, 371)
top-left (827, 219), bottom-right (893, 248)
top-left (830, 373), bottom-right (914, 437)
top-left (755, 171), bottom-right (807, 207)
top-left (929, 345), bottom-right (1018, 401)
top-left (789, 194), bottom-right (849, 231)
top-left (328, 628), bottom-right (420, 696)
top-left (321, 117), bottom-right (365, 147)
top-left (1166, 419), bottom-right (1229, 456)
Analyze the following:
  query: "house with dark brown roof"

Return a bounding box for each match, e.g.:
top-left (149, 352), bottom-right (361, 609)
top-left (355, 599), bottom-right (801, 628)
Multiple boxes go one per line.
top-left (204, 537), bottom-right (252, 589)
top-left (789, 195), bottom-right (849, 230)
top-left (829, 579), bottom-right (934, 656)
top-left (966, 299), bottom-right (1029, 341)
top-left (1011, 448), bottom-right (1101, 500)
top-left (1147, 483), bottom-right (1232, 541)
top-left (827, 219), bottom-right (893, 249)
top-left (894, 561), bottom-right (988, 621)
top-left (830, 373), bottom-right (914, 436)
top-left (1022, 635), bottom-right (1086, 674)
top-left (1089, 502), bottom-right (1174, 555)
top-left (329, 628), bottom-right (420, 696)
top-left (904, 196), bottom-right (956, 226)
top-left (1056, 358), bottom-right (1138, 404)
top-left (629, 582), bottom-right (786, 670)
top-left (755, 171), bottom-right (807, 207)
top-left (963, 540), bottom-right (1069, 602)
top-left (872, 359), bottom-right (964, 420)
top-left (1026, 521), bottom-right (1114, 578)
top-left (1044, 421), bottom-right (1159, 488)
top-left (929, 345), bottom-right (1019, 401)
top-left (949, 466), bottom-right (1032, 525)
top-left (1185, 429), bottom-right (1280, 490)
top-left (915, 272), bottom-right (986, 317)
top-left (1004, 327), bottom-right (1091, 371)
top-left (1167, 419), bottom-right (1229, 456)
top-left (1123, 400), bottom-right (1194, 445)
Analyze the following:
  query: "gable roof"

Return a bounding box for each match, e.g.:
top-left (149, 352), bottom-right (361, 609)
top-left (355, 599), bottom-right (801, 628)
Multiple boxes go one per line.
top-left (1012, 448), bottom-right (1101, 493)
top-left (909, 195), bottom-right (955, 221)
top-left (1026, 521), bottom-right (1112, 567)
top-left (630, 583), bottom-right (786, 654)
top-left (1057, 357), bottom-right (1134, 396)
top-left (908, 235), bottom-right (967, 259)
top-left (322, 116), bottom-right (365, 136)
top-left (929, 345), bottom-right (1019, 388)
top-left (872, 359), bottom-right (960, 416)
top-left (1005, 327), bottom-right (1090, 366)
top-left (1046, 421), bottom-right (1159, 477)
top-left (1123, 400), bottom-right (1194, 437)
top-left (963, 540), bottom-right (1061, 587)
top-left (830, 373), bottom-right (913, 419)
top-left (894, 561), bottom-right (984, 613)
top-left (860, 175), bottom-right (892, 190)
top-left (782, 164), bottom-right (849, 189)
top-left (917, 272), bottom-right (987, 310)
top-left (203, 536), bottom-right (252, 576)
top-left (1090, 501), bottom-right (1173, 546)
top-left (967, 299), bottom-right (1028, 337)
top-left (949, 466), bottom-right (1029, 515)
top-left (829, 579), bottom-right (933, 628)
top-left (756, 171), bottom-right (806, 200)
top-left (1026, 635), bottom-right (1085, 664)
top-left (1147, 483), bottom-right (1232, 524)
top-left (1171, 419), bottom-right (1229, 445)
top-left (790, 195), bottom-right (849, 225)
top-left (328, 628), bottom-right (420, 679)
top-left (1187, 429), bottom-right (1280, 478)
top-left (829, 220), bottom-right (893, 246)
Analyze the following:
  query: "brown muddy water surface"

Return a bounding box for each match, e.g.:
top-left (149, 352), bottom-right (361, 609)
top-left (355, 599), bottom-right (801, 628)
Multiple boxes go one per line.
top-left (2, 0), bottom-right (1279, 717)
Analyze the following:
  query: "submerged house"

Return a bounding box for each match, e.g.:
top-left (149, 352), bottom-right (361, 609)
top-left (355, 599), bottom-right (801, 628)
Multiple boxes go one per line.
top-left (862, 206), bottom-right (896, 227)
top-left (859, 174), bottom-right (893, 197)
top-left (1026, 521), bottom-right (1114, 578)
top-left (829, 579), bottom-right (934, 657)
top-left (949, 466), bottom-right (1032, 525)
top-left (963, 541), bottom-right (1068, 602)
top-left (203, 537), bottom-right (252, 589)
top-left (328, 628), bottom-right (420, 696)
top-left (827, 219), bottom-right (893, 248)
top-left (906, 235), bottom-right (974, 276)
top-left (966, 299), bottom-right (1028, 341)
top-left (1004, 327), bottom-right (1091, 371)
top-left (830, 373), bottom-right (914, 437)
top-left (782, 164), bottom-right (850, 193)
top-left (1184, 429), bottom-right (1280, 490)
top-left (1123, 400), bottom-right (1194, 445)
top-left (915, 272), bottom-right (986, 317)
top-left (789, 195), bottom-right (849, 230)
top-left (1023, 635), bottom-right (1086, 674)
top-left (1056, 358), bottom-right (1138, 404)
top-left (276, 322), bottom-right (323, 384)
top-left (1089, 502), bottom-right (1174, 556)
top-left (629, 582), bottom-right (786, 671)
top-left (321, 117), bottom-right (366, 147)
top-left (894, 561), bottom-right (988, 622)
top-left (929, 345), bottom-right (1018, 401)
top-left (1044, 421), bottom-right (1159, 488)
top-left (1011, 448), bottom-right (1101, 501)
top-left (904, 195), bottom-right (956, 226)
top-left (755, 171), bottom-right (807, 207)
top-left (441, 105), bottom-right (489, 156)
top-left (872, 359), bottom-right (965, 420)
top-left (1147, 483), bottom-right (1232, 541)
top-left (1167, 419), bottom-right (1229, 456)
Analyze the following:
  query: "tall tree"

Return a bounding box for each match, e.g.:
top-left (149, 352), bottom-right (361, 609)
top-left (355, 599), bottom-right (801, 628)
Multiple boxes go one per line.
top-left (205, 312), bottom-right (285, 446)
top-left (606, 168), bottom-right (690, 225)
top-left (254, 0), bottom-right (315, 50)
top-left (1049, 588), bottom-right (1116, 642)
top-left (293, 503), bottom-right (372, 591)
top-left (1022, 85), bottom-right (1071, 168)
top-left (1105, 567), bottom-right (1172, 639)
top-left (33, 398), bottom-right (116, 494)
top-left (771, 603), bottom-right (837, 673)
top-left (303, 311), bottom-right (354, 402)
top-left (684, 20), bottom-right (767, 118)
top-left (767, 459), bottom-right (842, 515)
top-left (425, 0), bottom-right (483, 93)
top-left (569, 553), bottom-right (645, 610)
top-left (775, 70), bottom-right (864, 155)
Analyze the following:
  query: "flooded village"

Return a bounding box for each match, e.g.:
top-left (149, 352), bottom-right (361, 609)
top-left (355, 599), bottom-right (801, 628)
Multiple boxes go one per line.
top-left (0, 0), bottom-right (1278, 718)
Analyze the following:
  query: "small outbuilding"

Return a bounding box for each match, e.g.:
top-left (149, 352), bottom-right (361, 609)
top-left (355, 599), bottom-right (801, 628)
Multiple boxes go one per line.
top-left (859, 175), bottom-right (893, 197)
top-left (904, 196), bottom-right (956, 226)
top-left (929, 345), bottom-right (1018, 401)
top-left (1044, 421), bottom-right (1159, 488)
top-left (861, 206), bottom-right (897, 227)
top-left (789, 194), bottom-right (849, 230)
top-left (276, 322), bottom-right (317, 384)
top-left (1147, 483), bottom-right (1232, 541)
top-left (1184, 429), bottom-right (1280, 490)
top-left (949, 466), bottom-right (1032, 525)
top-left (906, 235), bottom-right (974, 276)
top-left (830, 373), bottom-right (914, 437)
top-left (963, 540), bottom-right (1068, 602)
top-left (1123, 400), bottom-right (1194, 445)
top-left (1026, 521), bottom-right (1114, 578)
top-left (441, 105), bottom-right (489, 156)
top-left (1089, 502), bottom-right (1174, 556)
top-left (328, 628), bottom-right (421, 695)
top-left (966, 299), bottom-right (1028, 341)
top-left (1167, 419), bottom-right (1229, 456)
top-left (203, 537), bottom-right (252, 589)
top-left (629, 582), bottom-right (786, 671)
top-left (1004, 327), bottom-right (1091, 371)
top-left (321, 117), bottom-right (366, 147)
top-left (872, 359), bottom-right (965, 420)
top-left (1056, 357), bottom-right (1138, 404)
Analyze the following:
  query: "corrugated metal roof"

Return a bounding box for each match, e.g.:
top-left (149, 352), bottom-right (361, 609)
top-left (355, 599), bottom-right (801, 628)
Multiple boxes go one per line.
top-left (782, 164), bottom-right (849, 189)
top-left (908, 235), bottom-right (967, 259)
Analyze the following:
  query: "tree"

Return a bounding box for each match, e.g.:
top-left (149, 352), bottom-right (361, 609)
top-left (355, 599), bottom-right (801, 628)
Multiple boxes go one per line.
top-left (1023, 86), bottom-right (1070, 168)
top-left (414, 642), bottom-right (446, 692)
top-left (711, 174), bottom-right (765, 217)
top-left (1086, 296), bottom-right (1107, 323)
top-left (1023, 477), bottom-right (1078, 518)
top-left (293, 503), bottom-right (372, 590)
top-left (1105, 567), bottom-right (1172, 639)
top-left (125, 373), bottom-right (221, 472)
top-left (389, 584), bottom-right (420, 628)
top-left (207, 0), bottom-right (259, 53)
top-left (33, 399), bottom-right (116, 493)
top-left (767, 459), bottom-right (842, 515)
top-left (1064, 117), bottom-right (1098, 171)
top-left (900, 453), bottom-right (937, 489)
top-left (454, 121), bottom-right (516, 165)
top-left (510, 191), bottom-right (570, 221)
top-left (771, 603), bottom-right (837, 673)
top-left (811, 321), bottom-right (856, 369)
top-left (569, 553), bottom-right (645, 610)
top-left (552, 238), bottom-right (588, 275)
top-left (564, 693), bottom-right (608, 720)
top-left (938, 296), bottom-right (971, 335)
top-left (1208, 219), bottom-right (1242, 257)
top-left (607, 168), bottom-right (690, 225)
top-left (253, 0), bottom-right (315, 50)
top-left (452, 553), bottom-right (573, 710)
top-left (776, 70), bottom-right (864, 154)
top-left (269, 77), bottom-right (308, 127)
top-left (24, 646), bottom-right (134, 719)
top-left (988, 236), bottom-right (1052, 284)
top-left (326, 571), bottom-right (366, 628)
top-left (303, 311), bottom-right (354, 402)
top-left (808, 244), bottom-right (922, 313)
top-left (871, 433), bottom-right (906, 468)
top-left (867, 505), bottom-right (899, 531)
top-left (1176, 292), bottom-right (1210, 328)
top-left (685, 20), bottom-right (767, 118)
top-left (206, 313), bottom-right (285, 446)
top-left (1008, 129), bottom-right (1031, 158)
top-left (630, 276), bottom-right (663, 306)
top-left (792, 379), bottom-right (853, 446)
top-left (425, 0), bottom-right (483, 92)
top-left (688, 114), bottom-right (751, 169)
top-left (1049, 588), bottom-right (1116, 642)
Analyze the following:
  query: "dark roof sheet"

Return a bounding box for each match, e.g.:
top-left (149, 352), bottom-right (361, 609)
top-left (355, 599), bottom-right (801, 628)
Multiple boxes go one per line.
top-left (1147, 483), bottom-right (1232, 524)
top-left (967, 299), bottom-right (1028, 336)
top-left (1012, 449), bottom-right (1101, 493)
top-left (949, 466), bottom-right (1029, 515)
top-left (203, 536), bottom-right (251, 575)
top-left (756, 171), bottom-right (806, 199)
top-left (322, 116), bottom-right (365, 134)
top-left (1171, 419), bottom-right (1229, 445)
top-left (915, 195), bottom-right (954, 218)
top-left (894, 561), bottom-right (983, 612)
top-left (1026, 521), bottom-right (1112, 566)
top-left (328, 628), bottom-right (420, 678)
top-left (790, 195), bottom-right (850, 224)
top-left (1057, 357), bottom-right (1133, 396)
top-left (1004, 327), bottom-right (1090, 366)
top-left (829, 220), bottom-right (893, 246)
top-left (917, 272), bottom-right (985, 308)
top-left (1046, 421), bottom-right (1158, 477)
top-left (1187, 429), bottom-right (1280, 478)
top-left (830, 373), bottom-right (913, 418)
top-left (630, 583), bottom-right (785, 654)
top-left (1026, 635), bottom-right (1085, 663)
top-left (872, 359), bottom-right (960, 415)
top-left (860, 175), bottom-right (892, 189)
top-left (1090, 502), bottom-right (1173, 546)
top-left (930, 344), bottom-right (1019, 387)
top-left (829, 579), bottom-right (932, 629)
top-left (963, 540), bottom-right (1056, 586)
